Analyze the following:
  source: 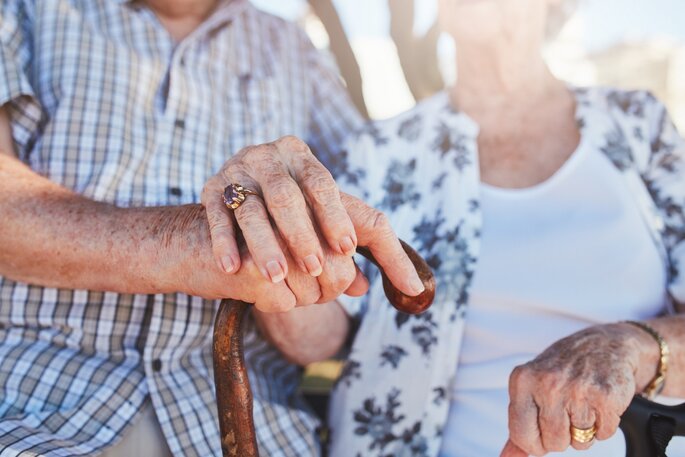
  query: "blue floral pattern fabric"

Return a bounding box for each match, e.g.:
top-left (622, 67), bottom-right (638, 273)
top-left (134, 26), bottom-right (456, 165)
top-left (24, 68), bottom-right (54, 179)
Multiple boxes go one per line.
top-left (328, 87), bottom-right (685, 457)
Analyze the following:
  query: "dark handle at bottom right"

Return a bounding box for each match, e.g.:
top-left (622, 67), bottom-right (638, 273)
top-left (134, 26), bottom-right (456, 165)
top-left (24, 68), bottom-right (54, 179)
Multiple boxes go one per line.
top-left (620, 395), bottom-right (685, 457)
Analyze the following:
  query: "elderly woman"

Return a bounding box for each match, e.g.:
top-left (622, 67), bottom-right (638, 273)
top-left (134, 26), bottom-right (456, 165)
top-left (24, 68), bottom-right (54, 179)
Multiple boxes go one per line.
top-left (205, 0), bottom-right (685, 455)
top-left (309, 0), bottom-right (685, 456)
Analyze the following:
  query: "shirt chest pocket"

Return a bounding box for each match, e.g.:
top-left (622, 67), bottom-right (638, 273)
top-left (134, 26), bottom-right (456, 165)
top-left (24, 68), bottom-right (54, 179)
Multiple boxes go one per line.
top-left (33, 15), bottom-right (162, 196)
top-left (217, 73), bottom-right (296, 170)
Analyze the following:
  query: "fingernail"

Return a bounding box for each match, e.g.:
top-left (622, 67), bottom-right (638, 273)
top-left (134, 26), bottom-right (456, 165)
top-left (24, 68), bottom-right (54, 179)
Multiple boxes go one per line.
top-left (221, 256), bottom-right (235, 273)
top-left (303, 255), bottom-right (323, 277)
top-left (410, 275), bottom-right (425, 295)
top-left (266, 261), bottom-right (285, 283)
top-left (340, 236), bottom-right (356, 256)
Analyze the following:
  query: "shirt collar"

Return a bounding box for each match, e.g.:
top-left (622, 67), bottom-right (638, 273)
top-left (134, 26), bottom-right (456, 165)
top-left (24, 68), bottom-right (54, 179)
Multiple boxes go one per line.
top-left (116, 0), bottom-right (248, 23)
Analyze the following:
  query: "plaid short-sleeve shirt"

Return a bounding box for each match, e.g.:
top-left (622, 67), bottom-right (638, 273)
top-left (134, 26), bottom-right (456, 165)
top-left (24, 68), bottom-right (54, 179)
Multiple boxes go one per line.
top-left (0, 1), bottom-right (361, 455)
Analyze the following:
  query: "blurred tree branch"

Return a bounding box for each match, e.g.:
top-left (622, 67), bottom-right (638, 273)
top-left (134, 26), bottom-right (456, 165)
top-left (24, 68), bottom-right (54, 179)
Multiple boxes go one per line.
top-left (307, 0), bottom-right (369, 118)
top-left (306, 0), bottom-right (443, 117)
top-left (388, 0), bottom-right (443, 101)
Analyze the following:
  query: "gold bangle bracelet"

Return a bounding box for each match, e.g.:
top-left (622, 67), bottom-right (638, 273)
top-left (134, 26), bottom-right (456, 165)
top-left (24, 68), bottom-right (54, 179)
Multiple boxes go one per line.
top-left (624, 320), bottom-right (670, 399)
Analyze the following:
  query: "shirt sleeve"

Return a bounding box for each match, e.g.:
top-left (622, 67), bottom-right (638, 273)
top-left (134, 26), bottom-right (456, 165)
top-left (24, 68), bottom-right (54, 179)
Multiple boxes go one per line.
top-left (640, 93), bottom-right (685, 308)
top-left (299, 31), bottom-right (364, 173)
top-left (0, 0), bottom-right (42, 155)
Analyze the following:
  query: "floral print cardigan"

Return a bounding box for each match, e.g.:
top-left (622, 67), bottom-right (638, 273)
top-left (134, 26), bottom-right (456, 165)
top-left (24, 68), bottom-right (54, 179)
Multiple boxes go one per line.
top-left (323, 87), bottom-right (685, 457)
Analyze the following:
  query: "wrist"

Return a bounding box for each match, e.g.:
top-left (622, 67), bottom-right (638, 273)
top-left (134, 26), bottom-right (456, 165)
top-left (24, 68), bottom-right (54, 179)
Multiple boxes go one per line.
top-left (156, 204), bottom-right (260, 302)
top-left (152, 204), bottom-right (218, 295)
top-left (618, 321), bottom-right (668, 397)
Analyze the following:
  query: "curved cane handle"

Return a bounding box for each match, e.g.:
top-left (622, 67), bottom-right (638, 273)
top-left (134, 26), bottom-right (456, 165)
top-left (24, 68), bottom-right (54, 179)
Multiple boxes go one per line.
top-left (213, 240), bottom-right (435, 457)
top-left (620, 395), bottom-right (685, 457)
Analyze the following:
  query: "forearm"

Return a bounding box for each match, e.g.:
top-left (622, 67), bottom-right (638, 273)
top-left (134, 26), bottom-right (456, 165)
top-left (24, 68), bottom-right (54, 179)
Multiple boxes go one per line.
top-left (623, 314), bottom-right (685, 398)
top-left (253, 301), bottom-right (349, 366)
top-left (0, 152), bottom-right (209, 295)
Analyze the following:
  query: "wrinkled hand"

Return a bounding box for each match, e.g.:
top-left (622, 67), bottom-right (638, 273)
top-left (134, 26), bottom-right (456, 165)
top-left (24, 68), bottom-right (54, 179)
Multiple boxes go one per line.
top-left (184, 220), bottom-right (368, 313)
top-left (501, 323), bottom-right (657, 457)
top-left (201, 135), bottom-right (425, 301)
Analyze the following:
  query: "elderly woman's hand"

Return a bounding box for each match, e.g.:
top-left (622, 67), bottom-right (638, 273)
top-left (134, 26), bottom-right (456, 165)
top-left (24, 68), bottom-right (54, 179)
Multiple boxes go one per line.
top-left (501, 323), bottom-right (661, 457)
top-left (201, 136), bottom-right (426, 304)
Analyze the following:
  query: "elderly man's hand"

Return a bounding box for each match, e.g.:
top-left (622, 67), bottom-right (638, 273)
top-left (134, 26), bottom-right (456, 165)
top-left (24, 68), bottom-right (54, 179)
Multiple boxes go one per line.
top-left (184, 223), bottom-right (368, 312)
top-left (201, 136), bottom-right (425, 300)
top-left (500, 323), bottom-right (660, 457)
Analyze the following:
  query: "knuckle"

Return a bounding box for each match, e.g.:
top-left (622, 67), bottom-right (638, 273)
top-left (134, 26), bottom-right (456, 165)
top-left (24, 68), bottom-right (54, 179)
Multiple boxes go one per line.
top-left (241, 146), bottom-right (272, 168)
top-left (596, 414), bottom-right (620, 440)
top-left (306, 175), bottom-right (338, 205)
top-left (509, 365), bottom-right (528, 388)
top-left (207, 208), bottom-right (230, 229)
top-left (201, 179), bottom-right (222, 202)
top-left (330, 263), bottom-right (355, 292)
top-left (268, 184), bottom-right (300, 210)
top-left (296, 286), bottom-right (321, 307)
top-left (545, 439), bottom-right (566, 453)
top-left (238, 144), bottom-right (261, 159)
top-left (235, 200), bottom-right (266, 224)
top-left (258, 300), bottom-right (293, 314)
top-left (538, 371), bottom-right (561, 390)
top-left (222, 163), bottom-right (252, 184)
top-left (289, 275), bottom-right (321, 306)
top-left (370, 210), bottom-right (393, 235)
top-left (277, 135), bottom-right (309, 153)
top-left (259, 160), bottom-right (289, 180)
top-left (289, 230), bottom-right (319, 252)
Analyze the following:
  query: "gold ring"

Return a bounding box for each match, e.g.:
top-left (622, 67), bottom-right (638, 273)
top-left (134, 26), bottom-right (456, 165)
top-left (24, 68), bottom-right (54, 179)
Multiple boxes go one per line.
top-left (570, 424), bottom-right (597, 444)
top-left (223, 183), bottom-right (259, 210)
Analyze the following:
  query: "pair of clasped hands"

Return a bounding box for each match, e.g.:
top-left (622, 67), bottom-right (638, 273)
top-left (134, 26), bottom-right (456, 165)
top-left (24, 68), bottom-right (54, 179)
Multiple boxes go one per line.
top-left (199, 135), bottom-right (426, 311)
top-left (199, 137), bottom-right (647, 457)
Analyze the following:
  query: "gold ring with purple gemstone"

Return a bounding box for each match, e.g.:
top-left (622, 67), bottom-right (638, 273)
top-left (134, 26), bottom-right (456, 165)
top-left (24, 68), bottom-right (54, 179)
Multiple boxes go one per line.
top-left (223, 183), bottom-right (259, 210)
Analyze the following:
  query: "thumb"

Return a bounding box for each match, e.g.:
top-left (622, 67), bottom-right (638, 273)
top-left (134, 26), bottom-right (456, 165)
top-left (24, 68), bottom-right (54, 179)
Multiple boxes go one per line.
top-left (343, 263), bottom-right (369, 297)
top-left (501, 439), bottom-right (529, 457)
top-left (341, 193), bottom-right (425, 297)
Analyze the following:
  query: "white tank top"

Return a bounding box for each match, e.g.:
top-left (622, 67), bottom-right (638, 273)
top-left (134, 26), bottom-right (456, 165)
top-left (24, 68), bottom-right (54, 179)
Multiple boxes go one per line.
top-left (438, 141), bottom-right (680, 456)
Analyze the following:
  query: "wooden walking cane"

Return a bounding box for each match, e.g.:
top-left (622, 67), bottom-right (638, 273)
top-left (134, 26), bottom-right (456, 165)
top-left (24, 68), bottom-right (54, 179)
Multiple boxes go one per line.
top-left (212, 241), bottom-right (684, 457)
top-left (213, 240), bottom-right (436, 457)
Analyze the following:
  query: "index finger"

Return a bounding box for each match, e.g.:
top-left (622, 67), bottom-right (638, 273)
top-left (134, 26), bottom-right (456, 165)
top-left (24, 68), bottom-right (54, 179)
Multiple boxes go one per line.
top-left (276, 137), bottom-right (357, 257)
top-left (507, 367), bottom-right (546, 456)
top-left (341, 193), bottom-right (425, 297)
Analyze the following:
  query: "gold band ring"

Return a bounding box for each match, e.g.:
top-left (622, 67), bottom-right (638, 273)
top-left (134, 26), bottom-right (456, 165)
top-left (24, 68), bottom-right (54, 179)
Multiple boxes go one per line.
top-left (223, 183), bottom-right (259, 210)
top-left (570, 424), bottom-right (597, 444)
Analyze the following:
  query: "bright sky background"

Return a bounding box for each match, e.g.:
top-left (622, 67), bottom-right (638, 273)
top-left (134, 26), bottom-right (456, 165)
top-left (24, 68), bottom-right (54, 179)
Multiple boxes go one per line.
top-left (249, 0), bottom-right (685, 122)
top-left (251, 0), bottom-right (685, 51)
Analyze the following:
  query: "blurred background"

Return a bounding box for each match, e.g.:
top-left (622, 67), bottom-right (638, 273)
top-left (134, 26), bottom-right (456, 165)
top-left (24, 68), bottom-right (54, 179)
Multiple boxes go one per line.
top-left (250, 0), bottom-right (685, 130)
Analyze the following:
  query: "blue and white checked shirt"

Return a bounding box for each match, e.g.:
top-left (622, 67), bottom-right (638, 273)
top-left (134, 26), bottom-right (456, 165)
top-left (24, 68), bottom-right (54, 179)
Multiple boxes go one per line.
top-left (0, 1), bottom-right (362, 455)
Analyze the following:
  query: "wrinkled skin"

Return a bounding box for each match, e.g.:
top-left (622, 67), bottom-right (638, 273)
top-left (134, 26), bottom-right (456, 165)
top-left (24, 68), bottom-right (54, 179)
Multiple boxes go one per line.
top-left (501, 323), bottom-right (659, 456)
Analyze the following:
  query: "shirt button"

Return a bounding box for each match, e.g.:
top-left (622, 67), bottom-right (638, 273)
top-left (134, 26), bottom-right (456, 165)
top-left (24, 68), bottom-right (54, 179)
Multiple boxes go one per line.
top-left (152, 359), bottom-right (162, 372)
top-left (169, 187), bottom-right (182, 197)
top-left (174, 119), bottom-right (185, 129)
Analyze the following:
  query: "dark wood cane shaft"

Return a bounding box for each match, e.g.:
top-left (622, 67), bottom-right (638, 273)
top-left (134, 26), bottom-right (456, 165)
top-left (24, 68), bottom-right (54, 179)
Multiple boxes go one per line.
top-left (213, 240), bottom-right (436, 457)
top-left (213, 300), bottom-right (258, 457)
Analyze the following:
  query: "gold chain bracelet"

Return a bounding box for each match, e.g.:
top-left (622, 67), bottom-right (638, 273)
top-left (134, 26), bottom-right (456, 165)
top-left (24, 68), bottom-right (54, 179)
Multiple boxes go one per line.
top-left (624, 320), bottom-right (670, 399)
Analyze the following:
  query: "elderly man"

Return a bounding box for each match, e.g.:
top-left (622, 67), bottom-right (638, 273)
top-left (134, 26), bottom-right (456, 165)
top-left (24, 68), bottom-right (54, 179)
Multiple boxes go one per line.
top-left (0, 1), bottom-right (424, 456)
